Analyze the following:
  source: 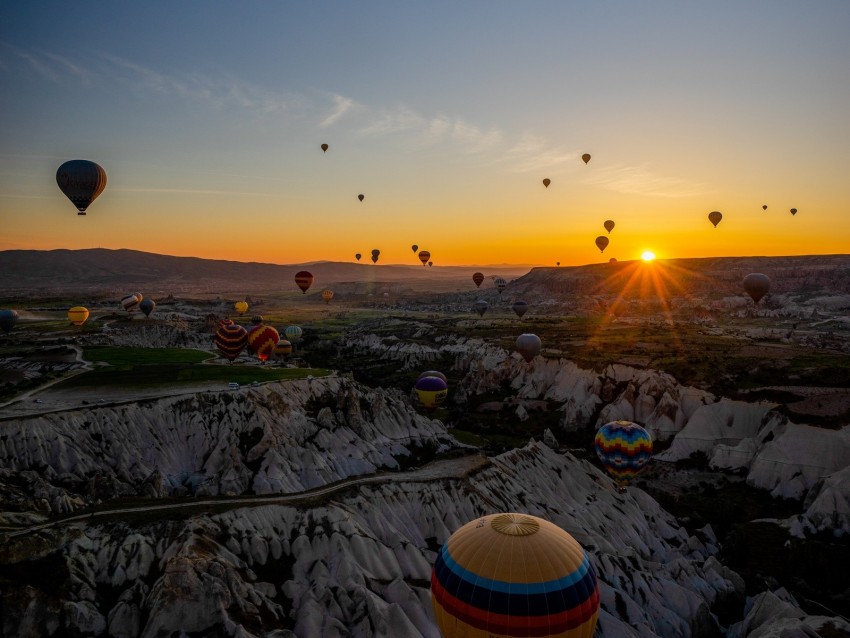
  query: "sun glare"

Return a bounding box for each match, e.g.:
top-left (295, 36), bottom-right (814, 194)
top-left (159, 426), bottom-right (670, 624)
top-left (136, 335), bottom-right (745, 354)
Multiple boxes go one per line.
top-left (641, 251), bottom-right (656, 262)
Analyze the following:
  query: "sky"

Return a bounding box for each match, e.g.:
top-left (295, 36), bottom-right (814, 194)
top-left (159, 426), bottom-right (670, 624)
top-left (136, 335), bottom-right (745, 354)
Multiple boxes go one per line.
top-left (1, 1), bottom-right (849, 267)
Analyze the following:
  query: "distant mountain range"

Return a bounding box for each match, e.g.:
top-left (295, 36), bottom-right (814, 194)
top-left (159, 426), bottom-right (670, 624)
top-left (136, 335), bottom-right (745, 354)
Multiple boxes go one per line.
top-left (0, 249), bottom-right (848, 299)
top-left (0, 248), bottom-right (533, 296)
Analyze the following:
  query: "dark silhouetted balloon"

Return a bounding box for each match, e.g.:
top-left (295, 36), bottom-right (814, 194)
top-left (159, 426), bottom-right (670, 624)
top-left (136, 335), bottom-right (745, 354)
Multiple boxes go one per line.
top-left (790, 208), bottom-right (797, 216)
top-left (411, 244), bottom-right (418, 253)
top-left (595, 420), bottom-right (653, 485)
top-left (428, 261), bottom-right (433, 267)
top-left (581, 153), bottom-right (591, 164)
top-left (604, 220), bottom-right (615, 234)
top-left (0, 309), bottom-right (19, 334)
top-left (56, 160), bottom-right (107, 215)
top-left (321, 143), bottom-right (328, 152)
top-left (294, 271), bottom-right (313, 293)
top-left (139, 299), bottom-right (156, 317)
top-left (431, 512), bottom-right (599, 638)
top-left (708, 211), bottom-right (722, 228)
top-left (595, 236), bottom-right (609, 253)
top-left (494, 277), bottom-right (507, 294)
top-left (512, 300), bottom-right (529, 318)
top-left (473, 300), bottom-right (488, 317)
top-left (743, 273), bottom-right (771, 304)
top-left (355, 253), bottom-right (362, 261)
top-left (418, 250), bottom-right (430, 266)
top-left (762, 205), bottom-right (768, 211)
top-left (542, 178), bottom-right (550, 188)
top-left (515, 333), bottom-right (541, 362)
top-left (358, 194), bottom-right (364, 202)
top-left (472, 272), bottom-right (484, 288)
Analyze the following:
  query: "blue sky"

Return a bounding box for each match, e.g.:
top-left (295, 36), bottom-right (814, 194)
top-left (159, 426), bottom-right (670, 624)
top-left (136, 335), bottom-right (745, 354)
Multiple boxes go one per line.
top-left (2, 2), bottom-right (849, 265)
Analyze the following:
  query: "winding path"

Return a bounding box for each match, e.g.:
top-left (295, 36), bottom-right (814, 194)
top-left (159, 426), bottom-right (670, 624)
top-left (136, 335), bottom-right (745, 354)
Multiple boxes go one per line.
top-left (1, 453), bottom-right (489, 539)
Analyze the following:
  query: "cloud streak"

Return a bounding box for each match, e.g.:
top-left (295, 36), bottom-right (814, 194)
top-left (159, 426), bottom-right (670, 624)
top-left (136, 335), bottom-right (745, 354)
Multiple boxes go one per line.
top-left (580, 163), bottom-right (707, 198)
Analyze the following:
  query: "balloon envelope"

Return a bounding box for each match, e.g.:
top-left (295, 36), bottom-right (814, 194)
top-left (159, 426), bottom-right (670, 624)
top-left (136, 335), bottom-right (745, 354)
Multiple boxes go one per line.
top-left (321, 289), bottom-right (334, 304)
top-left (595, 236), bottom-right (609, 253)
top-left (414, 375), bottom-right (448, 411)
top-left (215, 323), bottom-right (248, 361)
top-left (418, 370), bottom-right (448, 384)
top-left (0, 309), bottom-right (19, 334)
top-left (418, 250), bottom-right (431, 266)
top-left (251, 315), bottom-right (264, 326)
top-left (355, 253), bottom-right (362, 261)
top-left (594, 420), bottom-right (653, 484)
top-left (708, 211), bottom-right (722, 228)
top-left (247, 325), bottom-right (279, 362)
top-left (273, 339), bottom-right (293, 359)
top-left (68, 306), bottom-right (89, 326)
top-left (473, 300), bottom-right (488, 317)
top-left (358, 194), bottom-right (364, 202)
top-left (516, 333), bottom-right (541, 362)
top-left (743, 273), bottom-right (771, 304)
top-left (581, 153), bottom-right (591, 164)
top-left (512, 300), bottom-right (529, 318)
top-left (472, 272), bottom-right (484, 288)
top-left (120, 293), bottom-right (141, 312)
top-left (790, 208), bottom-right (797, 215)
top-left (604, 220), bottom-right (615, 233)
top-left (321, 143), bottom-right (328, 152)
top-left (284, 325), bottom-right (303, 342)
top-left (431, 512), bottom-right (600, 638)
top-left (294, 271), bottom-right (314, 294)
top-left (762, 205), bottom-right (768, 210)
top-left (542, 178), bottom-right (550, 188)
top-left (56, 160), bottom-right (107, 215)
top-left (234, 301), bottom-right (249, 315)
top-left (139, 299), bottom-right (156, 317)
top-left (494, 277), bottom-right (507, 294)
top-left (411, 244), bottom-right (418, 253)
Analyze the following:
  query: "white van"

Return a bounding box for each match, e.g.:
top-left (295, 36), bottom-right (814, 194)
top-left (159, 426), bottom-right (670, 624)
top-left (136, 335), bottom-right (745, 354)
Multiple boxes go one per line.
top-left (228, 382), bottom-right (240, 390)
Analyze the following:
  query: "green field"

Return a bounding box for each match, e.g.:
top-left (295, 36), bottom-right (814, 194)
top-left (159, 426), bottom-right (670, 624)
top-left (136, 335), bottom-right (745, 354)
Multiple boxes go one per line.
top-left (84, 346), bottom-right (214, 366)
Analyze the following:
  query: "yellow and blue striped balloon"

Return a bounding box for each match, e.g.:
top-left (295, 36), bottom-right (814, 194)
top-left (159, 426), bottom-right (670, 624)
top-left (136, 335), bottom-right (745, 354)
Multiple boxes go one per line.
top-left (594, 420), bottom-right (653, 484)
top-left (431, 513), bottom-right (599, 637)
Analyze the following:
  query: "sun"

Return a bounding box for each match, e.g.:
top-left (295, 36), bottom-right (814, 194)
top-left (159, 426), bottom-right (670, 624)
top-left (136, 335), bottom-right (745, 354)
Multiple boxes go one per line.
top-left (641, 250), bottom-right (656, 262)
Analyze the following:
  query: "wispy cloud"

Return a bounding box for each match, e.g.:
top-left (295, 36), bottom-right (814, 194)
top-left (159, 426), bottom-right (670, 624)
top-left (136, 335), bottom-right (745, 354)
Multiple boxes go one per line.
top-left (319, 94), bottom-right (358, 127)
top-left (356, 105), bottom-right (425, 137)
top-left (115, 187), bottom-right (271, 197)
top-left (501, 133), bottom-right (575, 173)
top-left (581, 163), bottom-right (707, 197)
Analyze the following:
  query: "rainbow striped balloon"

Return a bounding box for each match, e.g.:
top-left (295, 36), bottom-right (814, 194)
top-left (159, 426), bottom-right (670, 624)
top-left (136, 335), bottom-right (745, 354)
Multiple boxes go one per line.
top-left (594, 420), bottom-right (653, 483)
top-left (214, 323), bottom-right (248, 361)
top-left (432, 513), bottom-right (599, 638)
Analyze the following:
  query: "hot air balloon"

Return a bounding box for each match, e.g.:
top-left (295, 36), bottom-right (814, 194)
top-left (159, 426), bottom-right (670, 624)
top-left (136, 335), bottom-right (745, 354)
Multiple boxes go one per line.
top-left (120, 293), bottom-right (141, 312)
top-left (251, 315), bottom-right (264, 326)
top-left (428, 261), bottom-right (433, 267)
top-left (418, 250), bottom-right (431, 266)
top-left (284, 325), bottom-right (303, 343)
top-left (321, 143), bottom-right (329, 152)
top-left (0, 309), bottom-right (19, 334)
top-left (432, 512), bottom-right (600, 638)
top-left (414, 375), bottom-right (448, 411)
top-left (473, 300), bottom-right (488, 317)
top-left (743, 273), bottom-right (771, 304)
top-left (247, 324), bottom-right (279, 362)
top-left (512, 300), bottom-right (529, 319)
top-left (708, 211), bottom-right (722, 228)
top-left (358, 194), bottom-right (364, 202)
top-left (790, 208), bottom-right (797, 216)
top-left (139, 299), bottom-right (156, 317)
top-left (418, 370), bottom-right (448, 384)
top-left (411, 244), bottom-right (418, 253)
top-left (494, 277), bottom-right (507, 294)
top-left (604, 220), bottom-right (615, 234)
top-left (472, 272), bottom-right (484, 288)
top-left (355, 253), bottom-right (362, 261)
top-left (321, 289), bottom-right (334, 304)
top-left (215, 322), bottom-right (248, 361)
top-left (56, 160), bottom-right (107, 215)
top-left (594, 420), bottom-right (653, 486)
top-left (557, 261), bottom-right (560, 266)
top-left (371, 249), bottom-right (380, 264)
top-left (294, 271), bottom-right (314, 294)
top-left (595, 236), bottom-right (609, 253)
top-left (234, 301), bottom-right (249, 315)
top-left (762, 205), bottom-right (768, 211)
top-left (581, 153), bottom-right (591, 164)
top-left (542, 178), bottom-right (550, 188)
top-left (516, 333), bottom-right (541, 362)
top-left (67, 306), bottom-right (89, 326)
top-left (273, 339), bottom-right (293, 359)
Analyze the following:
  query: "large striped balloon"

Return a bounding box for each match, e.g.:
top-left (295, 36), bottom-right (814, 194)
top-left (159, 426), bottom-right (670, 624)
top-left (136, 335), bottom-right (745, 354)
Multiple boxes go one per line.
top-left (594, 420), bottom-right (653, 484)
top-left (120, 293), bottom-right (141, 312)
top-left (432, 513), bottom-right (599, 637)
top-left (247, 324), bottom-right (279, 362)
top-left (294, 270), bottom-right (313, 294)
top-left (214, 322), bottom-right (248, 361)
